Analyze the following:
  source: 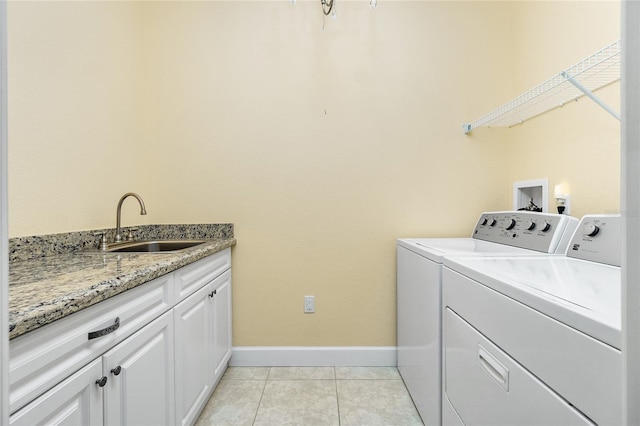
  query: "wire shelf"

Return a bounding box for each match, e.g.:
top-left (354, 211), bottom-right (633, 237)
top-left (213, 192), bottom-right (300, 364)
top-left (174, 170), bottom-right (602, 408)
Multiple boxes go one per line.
top-left (463, 40), bottom-right (621, 134)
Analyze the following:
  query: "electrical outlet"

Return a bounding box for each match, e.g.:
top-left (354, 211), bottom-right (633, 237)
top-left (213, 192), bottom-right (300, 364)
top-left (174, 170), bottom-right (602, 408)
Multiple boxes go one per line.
top-left (304, 296), bottom-right (315, 313)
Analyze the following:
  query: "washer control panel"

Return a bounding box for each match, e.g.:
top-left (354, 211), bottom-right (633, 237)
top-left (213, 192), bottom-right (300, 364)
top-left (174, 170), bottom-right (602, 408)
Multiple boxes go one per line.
top-left (472, 211), bottom-right (579, 253)
top-left (567, 214), bottom-right (621, 267)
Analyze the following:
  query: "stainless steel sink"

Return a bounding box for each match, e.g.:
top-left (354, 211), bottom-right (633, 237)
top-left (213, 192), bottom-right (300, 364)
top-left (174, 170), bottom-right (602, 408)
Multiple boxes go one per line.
top-left (105, 240), bottom-right (207, 253)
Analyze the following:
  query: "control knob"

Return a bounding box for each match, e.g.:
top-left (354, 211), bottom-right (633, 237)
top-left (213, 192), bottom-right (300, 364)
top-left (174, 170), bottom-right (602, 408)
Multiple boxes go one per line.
top-left (583, 224), bottom-right (600, 237)
top-left (489, 218), bottom-right (497, 227)
top-left (540, 221), bottom-right (551, 232)
top-left (526, 220), bottom-right (536, 231)
top-left (480, 218), bottom-right (488, 226)
top-left (505, 219), bottom-right (516, 230)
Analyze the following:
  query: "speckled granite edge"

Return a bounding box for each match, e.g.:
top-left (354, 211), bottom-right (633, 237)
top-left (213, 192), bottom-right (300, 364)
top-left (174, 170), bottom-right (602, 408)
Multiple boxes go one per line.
top-left (9, 223), bottom-right (234, 262)
top-left (9, 237), bottom-right (236, 339)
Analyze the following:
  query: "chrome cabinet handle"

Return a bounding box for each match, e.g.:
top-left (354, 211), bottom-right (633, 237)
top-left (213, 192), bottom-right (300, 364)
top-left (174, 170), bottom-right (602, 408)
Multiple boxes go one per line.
top-left (88, 317), bottom-right (120, 340)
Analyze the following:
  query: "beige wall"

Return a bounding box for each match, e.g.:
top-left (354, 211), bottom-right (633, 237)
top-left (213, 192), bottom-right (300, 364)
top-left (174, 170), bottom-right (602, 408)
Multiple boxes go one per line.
top-left (7, 1), bottom-right (149, 236)
top-left (143, 1), bottom-right (511, 346)
top-left (508, 1), bottom-right (620, 218)
top-left (7, 1), bottom-right (619, 347)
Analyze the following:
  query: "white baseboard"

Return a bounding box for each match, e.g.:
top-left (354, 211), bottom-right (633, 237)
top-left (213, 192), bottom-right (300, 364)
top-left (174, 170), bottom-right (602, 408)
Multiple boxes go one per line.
top-left (230, 346), bottom-right (397, 367)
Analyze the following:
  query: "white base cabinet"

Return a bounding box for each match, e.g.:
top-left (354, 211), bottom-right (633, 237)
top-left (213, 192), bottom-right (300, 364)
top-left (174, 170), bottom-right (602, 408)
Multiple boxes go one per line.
top-left (175, 269), bottom-right (232, 426)
top-left (11, 311), bottom-right (175, 426)
top-left (174, 283), bottom-right (213, 426)
top-left (103, 311), bottom-right (175, 426)
top-left (211, 270), bottom-right (232, 381)
top-left (9, 248), bottom-right (232, 426)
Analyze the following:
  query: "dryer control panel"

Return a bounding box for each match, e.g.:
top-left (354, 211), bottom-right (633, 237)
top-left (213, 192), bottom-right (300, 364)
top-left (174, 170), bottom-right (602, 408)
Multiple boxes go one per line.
top-left (472, 211), bottom-right (579, 254)
top-left (567, 214), bottom-right (621, 267)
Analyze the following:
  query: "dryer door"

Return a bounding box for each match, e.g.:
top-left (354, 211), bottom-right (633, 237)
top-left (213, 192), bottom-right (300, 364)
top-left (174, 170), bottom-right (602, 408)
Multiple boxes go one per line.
top-left (443, 308), bottom-right (593, 425)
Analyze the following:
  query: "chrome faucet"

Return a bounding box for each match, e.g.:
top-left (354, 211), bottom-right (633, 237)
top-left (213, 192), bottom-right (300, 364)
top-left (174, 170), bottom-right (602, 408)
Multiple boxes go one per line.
top-left (115, 192), bottom-right (147, 243)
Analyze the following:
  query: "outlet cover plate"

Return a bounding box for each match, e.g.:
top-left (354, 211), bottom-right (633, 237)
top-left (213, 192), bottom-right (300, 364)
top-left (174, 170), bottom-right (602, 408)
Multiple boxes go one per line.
top-left (304, 296), bottom-right (315, 313)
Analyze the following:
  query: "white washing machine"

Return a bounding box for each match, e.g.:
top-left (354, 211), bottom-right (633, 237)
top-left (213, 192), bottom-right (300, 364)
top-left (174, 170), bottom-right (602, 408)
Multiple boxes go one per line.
top-left (397, 211), bottom-right (579, 425)
top-left (442, 215), bottom-right (621, 425)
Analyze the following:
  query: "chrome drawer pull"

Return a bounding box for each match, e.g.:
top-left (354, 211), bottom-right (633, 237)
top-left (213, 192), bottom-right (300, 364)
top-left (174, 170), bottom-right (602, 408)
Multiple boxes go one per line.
top-left (88, 317), bottom-right (120, 340)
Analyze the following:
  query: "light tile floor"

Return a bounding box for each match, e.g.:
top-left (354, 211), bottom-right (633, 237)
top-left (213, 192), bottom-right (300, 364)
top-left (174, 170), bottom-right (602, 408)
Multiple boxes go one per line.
top-left (195, 367), bottom-right (424, 426)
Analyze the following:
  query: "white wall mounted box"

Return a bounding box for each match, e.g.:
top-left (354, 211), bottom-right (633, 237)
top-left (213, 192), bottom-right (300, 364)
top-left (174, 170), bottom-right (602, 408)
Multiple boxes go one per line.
top-left (513, 179), bottom-right (548, 213)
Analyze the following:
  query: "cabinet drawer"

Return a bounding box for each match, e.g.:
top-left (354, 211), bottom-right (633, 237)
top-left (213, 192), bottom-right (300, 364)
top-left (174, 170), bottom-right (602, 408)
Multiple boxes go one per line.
top-left (444, 308), bottom-right (592, 425)
top-left (9, 274), bottom-right (173, 414)
top-left (174, 248), bottom-right (231, 302)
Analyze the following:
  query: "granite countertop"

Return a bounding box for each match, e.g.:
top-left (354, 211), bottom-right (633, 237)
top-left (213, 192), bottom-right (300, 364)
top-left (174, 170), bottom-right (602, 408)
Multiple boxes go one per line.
top-left (9, 224), bottom-right (235, 340)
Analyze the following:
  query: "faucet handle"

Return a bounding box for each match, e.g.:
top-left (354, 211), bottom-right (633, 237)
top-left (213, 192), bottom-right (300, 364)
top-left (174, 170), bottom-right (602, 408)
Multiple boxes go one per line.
top-left (125, 227), bottom-right (139, 241)
top-left (93, 232), bottom-right (109, 251)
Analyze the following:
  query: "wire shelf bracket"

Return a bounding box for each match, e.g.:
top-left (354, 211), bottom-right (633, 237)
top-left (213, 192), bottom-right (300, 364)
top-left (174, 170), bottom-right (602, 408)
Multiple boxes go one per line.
top-left (463, 40), bottom-right (621, 134)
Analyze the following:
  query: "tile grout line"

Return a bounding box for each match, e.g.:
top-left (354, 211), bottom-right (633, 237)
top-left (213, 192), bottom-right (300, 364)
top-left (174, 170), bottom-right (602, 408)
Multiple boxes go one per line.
top-left (251, 368), bottom-right (271, 426)
top-left (334, 367), bottom-right (342, 426)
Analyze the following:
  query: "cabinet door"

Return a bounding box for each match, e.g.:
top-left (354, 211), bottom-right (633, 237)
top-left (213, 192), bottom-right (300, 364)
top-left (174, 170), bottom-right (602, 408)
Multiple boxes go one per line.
top-left (174, 283), bottom-right (213, 426)
top-left (211, 269), bottom-right (232, 381)
top-left (9, 358), bottom-right (103, 426)
top-left (102, 311), bottom-right (175, 426)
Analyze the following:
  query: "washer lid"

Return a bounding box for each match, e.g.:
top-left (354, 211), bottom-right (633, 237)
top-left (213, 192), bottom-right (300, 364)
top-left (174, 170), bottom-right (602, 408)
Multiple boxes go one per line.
top-left (397, 238), bottom-right (540, 263)
top-left (444, 255), bottom-right (621, 349)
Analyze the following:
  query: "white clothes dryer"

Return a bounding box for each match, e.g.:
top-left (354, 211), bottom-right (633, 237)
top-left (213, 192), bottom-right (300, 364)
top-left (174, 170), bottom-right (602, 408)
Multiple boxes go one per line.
top-left (397, 211), bottom-right (578, 425)
top-left (442, 215), bottom-right (621, 425)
